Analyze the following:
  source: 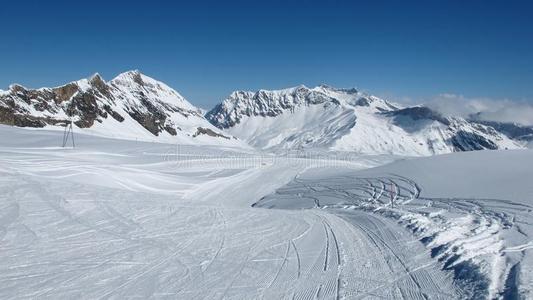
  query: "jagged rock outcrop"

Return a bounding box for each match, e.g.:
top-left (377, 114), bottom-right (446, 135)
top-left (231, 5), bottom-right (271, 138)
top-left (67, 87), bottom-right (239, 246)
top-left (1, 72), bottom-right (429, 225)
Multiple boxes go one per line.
top-left (0, 71), bottom-right (240, 146)
top-left (206, 85), bottom-right (393, 129)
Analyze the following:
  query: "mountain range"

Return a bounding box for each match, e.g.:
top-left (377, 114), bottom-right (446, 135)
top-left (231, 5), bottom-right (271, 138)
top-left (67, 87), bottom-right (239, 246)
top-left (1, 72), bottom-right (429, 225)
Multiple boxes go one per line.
top-left (0, 70), bottom-right (527, 155)
top-left (206, 84), bottom-right (522, 155)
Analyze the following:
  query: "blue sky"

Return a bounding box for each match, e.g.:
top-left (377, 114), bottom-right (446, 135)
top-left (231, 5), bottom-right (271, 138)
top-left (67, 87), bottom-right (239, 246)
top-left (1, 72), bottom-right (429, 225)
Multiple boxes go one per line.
top-left (1, 0), bottom-right (532, 108)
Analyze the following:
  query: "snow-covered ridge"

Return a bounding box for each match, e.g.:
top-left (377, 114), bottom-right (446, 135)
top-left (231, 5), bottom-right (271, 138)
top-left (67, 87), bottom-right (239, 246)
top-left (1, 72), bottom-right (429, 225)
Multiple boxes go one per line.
top-left (0, 74), bottom-right (525, 154)
top-left (207, 85), bottom-right (522, 155)
top-left (206, 84), bottom-right (394, 129)
top-left (0, 70), bottom-right (246, 147)
top-left (110, 70), bottom-right (198, 112)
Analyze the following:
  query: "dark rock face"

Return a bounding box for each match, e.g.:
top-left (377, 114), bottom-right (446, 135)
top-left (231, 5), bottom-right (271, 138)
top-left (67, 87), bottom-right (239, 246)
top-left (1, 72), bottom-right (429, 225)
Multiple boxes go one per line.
top-left (0, 80), bottom-right (115, 129)
top-left (102, 105), bottom-right (124, 122)
top-left (0, 104), bottom-right (69, 128)
top-left (389, 106), bottom-right (450, 125)
top-left (68, 93), bottom-right (101, 128)
top-left (471, 120), bottom-right (533, 141)
top-left (0, 106), bottom-right (15, 125)
top-left (389, 106), bottom-right (510, 151)
top-left (354, 98), bottom-right (371, 107)
top-left (89, 74), bottom-right (113, 99)
top-left (0, 73), bottom-right (184, 137)
top-left (0, 71), bottom-right (238, 145)
top-left (192, 127), bottom-right (230, 139)
top-left (125, 96), bottom-right (169, 136)
top-left (131, 72), bottom-right (145, 86)
top-left (53, 83), bottom-right (79, 103)
top-left (164, 125), bottom-right (177, 136)
top-left (206, 86), bottom-right (340, 129)
top-left (450, 130), bottom-right (499, 151)
top-left (128, 109), bottom-right (163, 136)
top-left (0, 106), bottom-right (47, 127)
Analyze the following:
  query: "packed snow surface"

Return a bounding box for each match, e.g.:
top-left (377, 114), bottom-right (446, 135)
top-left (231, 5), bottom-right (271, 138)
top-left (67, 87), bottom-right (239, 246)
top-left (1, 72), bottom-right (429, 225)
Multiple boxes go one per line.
top-left (1, 125), bottom-right (532, 299)
top-left (257, 150), bottom-right (533, 299)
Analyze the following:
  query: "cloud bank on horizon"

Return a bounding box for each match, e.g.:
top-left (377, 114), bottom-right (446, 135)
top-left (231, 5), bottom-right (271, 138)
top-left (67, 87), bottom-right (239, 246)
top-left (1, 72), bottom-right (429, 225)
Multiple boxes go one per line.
top-left (423, 93), bottom-right (533, 126)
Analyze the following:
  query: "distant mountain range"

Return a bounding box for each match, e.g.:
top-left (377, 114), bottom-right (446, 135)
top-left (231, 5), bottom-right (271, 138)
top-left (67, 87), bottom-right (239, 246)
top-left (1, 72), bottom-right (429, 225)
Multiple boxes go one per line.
top-left (206, 85), bottom-right (522, 155)
top-left (0, 71), bottom-right (528, 155)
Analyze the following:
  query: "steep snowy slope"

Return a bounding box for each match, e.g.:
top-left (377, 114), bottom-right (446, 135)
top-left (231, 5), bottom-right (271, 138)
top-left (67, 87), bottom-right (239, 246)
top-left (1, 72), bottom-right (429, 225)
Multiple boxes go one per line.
top-left (0, 71), bottom-right (245, 147)
top-left (207, 85), bottom-right (520, 155)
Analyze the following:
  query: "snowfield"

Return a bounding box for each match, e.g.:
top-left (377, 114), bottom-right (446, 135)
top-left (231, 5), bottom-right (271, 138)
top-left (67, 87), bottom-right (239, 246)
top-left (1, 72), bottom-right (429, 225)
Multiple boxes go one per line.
top-left (1, 125), bottom-right (532, 299)
top-left (257, 150), bottom-right (533, 299)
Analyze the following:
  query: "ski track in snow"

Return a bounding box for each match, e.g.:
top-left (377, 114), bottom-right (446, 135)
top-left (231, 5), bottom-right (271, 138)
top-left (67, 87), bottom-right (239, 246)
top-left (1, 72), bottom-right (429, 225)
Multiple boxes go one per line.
top-left (256, 169), bottom-right (533, 299)
top-left (1, 127), bottom-right (532, 299)
top-left (0, 129), bottom-right (388, 299)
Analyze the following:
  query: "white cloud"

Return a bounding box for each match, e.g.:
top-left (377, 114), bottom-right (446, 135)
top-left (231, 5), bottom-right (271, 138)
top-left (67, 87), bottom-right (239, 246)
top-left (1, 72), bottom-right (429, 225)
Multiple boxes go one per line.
top-left (423, 94), bottom-right (533, 126)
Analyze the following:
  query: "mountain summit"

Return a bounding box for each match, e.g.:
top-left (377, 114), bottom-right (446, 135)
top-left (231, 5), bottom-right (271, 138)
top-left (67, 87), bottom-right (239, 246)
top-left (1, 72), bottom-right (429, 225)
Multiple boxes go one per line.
top-left (206, 85), bottom-right (521, 155)
top-left (0, 71), bottom-right (243, 147)
top-left (0, 74), bottom-right (523, 155)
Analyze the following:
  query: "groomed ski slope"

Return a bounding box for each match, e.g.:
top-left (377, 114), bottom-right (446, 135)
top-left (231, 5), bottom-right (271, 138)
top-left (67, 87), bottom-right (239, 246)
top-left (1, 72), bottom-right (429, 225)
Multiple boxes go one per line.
top-left (1, 125), bottom-right (531, 299)
top-left (257, 150), bottom-right (533, 299)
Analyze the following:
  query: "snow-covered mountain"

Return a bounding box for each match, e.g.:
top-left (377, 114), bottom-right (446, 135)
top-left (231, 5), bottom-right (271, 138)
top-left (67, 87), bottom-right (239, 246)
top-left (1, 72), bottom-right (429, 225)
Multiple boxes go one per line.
top-left (206, 85), bottom-right (521, 155)
top-left (1, 74), bottom-right (524, 155)
top-left (468, 118), bottom-right (533, 148)
top-left (0, 71), bottom-right (245, 147)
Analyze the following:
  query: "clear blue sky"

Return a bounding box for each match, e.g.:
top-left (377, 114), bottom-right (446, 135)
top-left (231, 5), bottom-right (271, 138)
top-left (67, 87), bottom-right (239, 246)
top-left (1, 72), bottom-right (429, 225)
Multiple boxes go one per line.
top-left (1, 0), bottom-right (532, 108)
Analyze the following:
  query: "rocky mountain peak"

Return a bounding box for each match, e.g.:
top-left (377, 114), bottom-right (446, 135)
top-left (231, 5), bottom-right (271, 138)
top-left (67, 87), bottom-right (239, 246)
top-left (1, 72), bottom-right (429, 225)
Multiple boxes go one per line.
top-left (206, 84), bottom-right (521, 154)
top-left (8, 84), bottom-right (27, 93)
top-left (206, 84), bottom-right (396, 129)
top-left (0, 71), bottom-right (243, 147)
top-left (124, 70), bottom-right (144, 85)
top-left (89, 73), bottom-right (104, 84)
top-left (111, 70), bottom-right (143, 85)
top-left (316, 84), bottom-right (358, 95)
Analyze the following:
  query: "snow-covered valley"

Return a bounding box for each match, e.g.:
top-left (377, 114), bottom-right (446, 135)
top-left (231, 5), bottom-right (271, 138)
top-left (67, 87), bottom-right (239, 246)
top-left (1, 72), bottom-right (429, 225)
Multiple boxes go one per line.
top-left (1, 125), bottom-right (532, 299)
